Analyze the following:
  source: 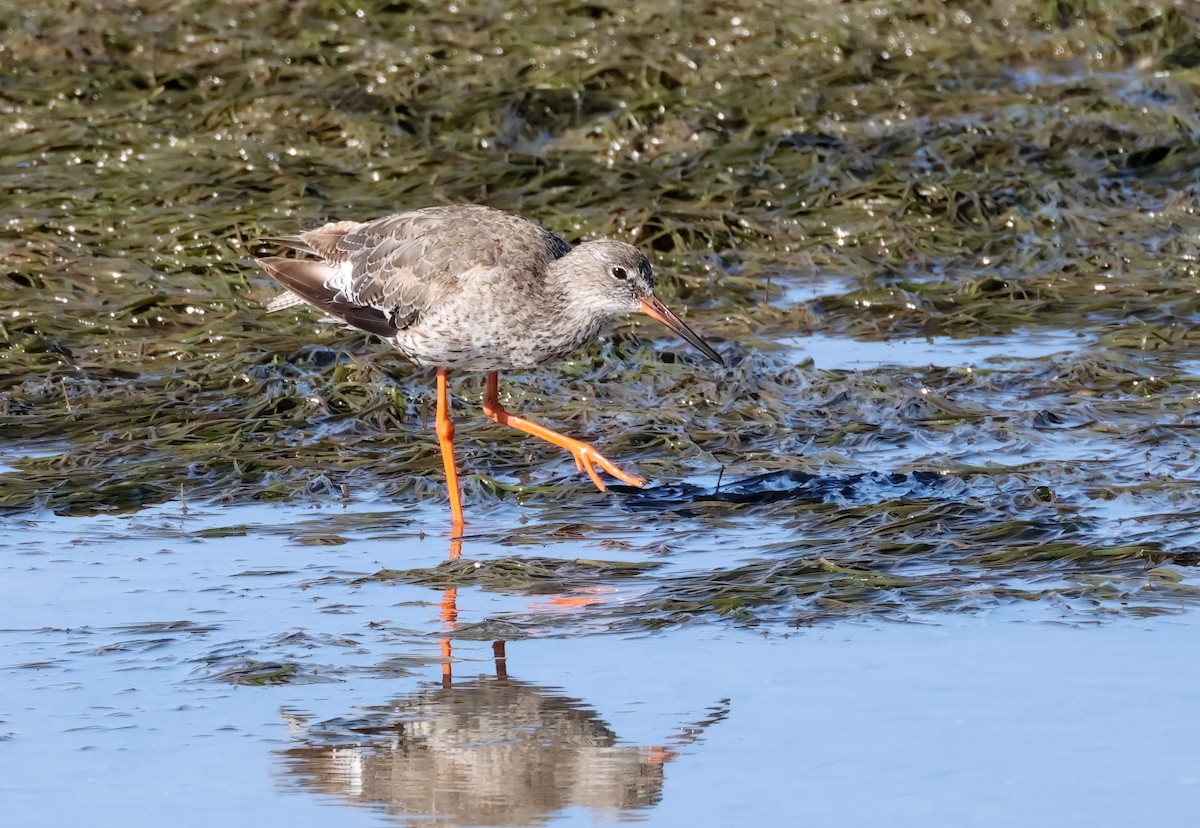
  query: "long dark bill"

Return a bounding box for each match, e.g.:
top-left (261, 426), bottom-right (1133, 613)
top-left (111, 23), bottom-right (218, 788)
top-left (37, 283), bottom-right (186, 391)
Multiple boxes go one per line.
top-left (639, 296), bottom-right (725, 366)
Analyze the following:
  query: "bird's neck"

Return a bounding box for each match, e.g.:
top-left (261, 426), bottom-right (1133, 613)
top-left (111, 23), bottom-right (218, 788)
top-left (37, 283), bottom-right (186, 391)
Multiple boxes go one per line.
top-left (543, 261), bottom-right (609, 324)
top-left (535, 258), bottom-right (613, 354)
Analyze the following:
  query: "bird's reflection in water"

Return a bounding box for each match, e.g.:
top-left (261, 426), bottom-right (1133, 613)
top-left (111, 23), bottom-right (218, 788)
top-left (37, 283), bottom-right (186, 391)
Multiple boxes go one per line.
top-left (278, 534), bottom-right (729, 826)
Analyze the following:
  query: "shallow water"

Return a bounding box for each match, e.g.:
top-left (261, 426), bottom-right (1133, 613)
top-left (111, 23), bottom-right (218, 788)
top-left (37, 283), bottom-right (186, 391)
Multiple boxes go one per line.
top-left (785, 330), bottom-right (1088, 370)
top-left (4, 498), bottom-right (1200, 827)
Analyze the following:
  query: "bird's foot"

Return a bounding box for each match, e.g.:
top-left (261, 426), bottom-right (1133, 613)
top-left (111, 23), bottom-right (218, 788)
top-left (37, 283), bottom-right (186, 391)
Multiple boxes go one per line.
top-left (567, 443), bottom-right (646, 491)
top-left (478, 377), bottom-right (646, 492)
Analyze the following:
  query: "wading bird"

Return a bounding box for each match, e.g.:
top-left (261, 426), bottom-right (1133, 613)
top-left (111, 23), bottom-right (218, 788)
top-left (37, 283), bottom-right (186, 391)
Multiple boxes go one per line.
top-left (257, 204), bottom-right (723, 532)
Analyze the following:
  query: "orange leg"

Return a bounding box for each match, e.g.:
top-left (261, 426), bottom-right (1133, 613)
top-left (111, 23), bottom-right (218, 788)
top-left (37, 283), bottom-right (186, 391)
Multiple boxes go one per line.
top-left (481, 371), bottom-right (646, 491)
top-left (435, 368), bottom-right (465, 534)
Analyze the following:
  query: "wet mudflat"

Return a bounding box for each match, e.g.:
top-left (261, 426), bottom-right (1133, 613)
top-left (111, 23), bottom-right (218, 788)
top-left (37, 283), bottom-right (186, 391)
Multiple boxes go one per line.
top-left (5, 0), bottom-right (1200, 825)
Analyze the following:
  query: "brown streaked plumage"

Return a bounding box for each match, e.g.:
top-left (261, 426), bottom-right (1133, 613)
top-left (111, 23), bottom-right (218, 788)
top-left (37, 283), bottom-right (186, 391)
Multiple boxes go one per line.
top-left (257, 204), bottom-right (723, 532)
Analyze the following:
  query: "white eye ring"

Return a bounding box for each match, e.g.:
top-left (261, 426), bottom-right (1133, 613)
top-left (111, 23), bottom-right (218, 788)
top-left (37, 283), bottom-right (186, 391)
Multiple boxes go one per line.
top-left (611, 266), bottom-right (629, 280)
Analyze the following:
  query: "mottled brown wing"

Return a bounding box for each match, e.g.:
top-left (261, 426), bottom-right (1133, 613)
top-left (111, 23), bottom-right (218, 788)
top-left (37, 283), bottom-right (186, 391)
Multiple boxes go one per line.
top-left (262, 205), bottom-right (572, 336)
top-left (332, 208), bottom-right (571, 326)
top-left (256, 257), bottom-right (400, 337)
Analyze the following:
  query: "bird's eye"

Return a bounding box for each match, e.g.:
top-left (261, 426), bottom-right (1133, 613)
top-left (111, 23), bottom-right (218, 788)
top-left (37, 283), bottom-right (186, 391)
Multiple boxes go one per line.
top-left (611, 266), bottom-right (628, 280)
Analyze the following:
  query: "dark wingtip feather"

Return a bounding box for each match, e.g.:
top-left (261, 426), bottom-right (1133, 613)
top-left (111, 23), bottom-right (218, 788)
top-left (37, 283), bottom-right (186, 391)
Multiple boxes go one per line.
top-left (255, 256), bottom-right (399, 338)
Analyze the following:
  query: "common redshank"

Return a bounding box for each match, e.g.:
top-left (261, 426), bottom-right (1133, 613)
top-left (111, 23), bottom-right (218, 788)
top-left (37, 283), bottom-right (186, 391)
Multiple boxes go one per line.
top-left (257, 204), bottom-right (723, 530)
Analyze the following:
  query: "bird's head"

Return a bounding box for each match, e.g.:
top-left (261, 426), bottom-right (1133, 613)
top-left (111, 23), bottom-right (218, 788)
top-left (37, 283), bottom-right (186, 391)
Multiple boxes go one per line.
top-left (563, 240), bottom-right (724, 366)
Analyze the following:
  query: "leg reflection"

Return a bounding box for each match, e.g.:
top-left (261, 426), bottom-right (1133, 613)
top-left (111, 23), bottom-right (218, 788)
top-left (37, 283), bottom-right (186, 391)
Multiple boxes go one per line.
top-left (439, 533), bottom-right (507, 687)
top-left (493, 640), bottom-right (507, 680)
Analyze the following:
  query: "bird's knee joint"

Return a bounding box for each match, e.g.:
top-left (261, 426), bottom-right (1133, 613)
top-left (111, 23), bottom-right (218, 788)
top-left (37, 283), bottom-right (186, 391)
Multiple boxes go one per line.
top-left (436, 418), bottom-right (455, 441)
top-left (481, 401), bottom-right (505, 422)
